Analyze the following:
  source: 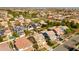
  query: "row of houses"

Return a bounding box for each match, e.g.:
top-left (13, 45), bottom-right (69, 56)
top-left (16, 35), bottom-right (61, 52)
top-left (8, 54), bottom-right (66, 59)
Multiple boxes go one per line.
top-left (0, 33), bottom-right (50, 51)
top-left (0, 25), bottom-right (68, 51)
top-left (0, 36), bottom-right (34, 51)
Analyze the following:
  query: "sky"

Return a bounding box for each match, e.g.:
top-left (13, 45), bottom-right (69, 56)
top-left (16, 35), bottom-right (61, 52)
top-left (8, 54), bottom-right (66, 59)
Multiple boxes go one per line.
top-left (0, 0), bottom-right (79, 7)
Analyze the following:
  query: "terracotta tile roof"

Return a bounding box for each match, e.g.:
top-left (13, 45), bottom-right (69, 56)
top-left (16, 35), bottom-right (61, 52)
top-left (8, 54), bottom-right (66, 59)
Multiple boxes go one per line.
top-left (0, 42), bottom-right (12, 51)
top-left (15, 37), bottom-right (33, 50)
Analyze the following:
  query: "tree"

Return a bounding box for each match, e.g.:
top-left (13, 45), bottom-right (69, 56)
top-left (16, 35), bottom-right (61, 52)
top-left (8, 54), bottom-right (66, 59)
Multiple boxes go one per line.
top-left (12, 32), bottom-right (19, 37)
top-left (26, 11), bottom-right (32, 18)
top-left (76, 23), bottom-right (79, 28)
top-left (24, 30), bottom-right (31, 36)
top-left (70, 21), bottom-right (76, 28)
top-left (61, 20), bottom-right (70, 26)
top-left (12, 12), bottom-right (19, 17)
top-left (31, 13), bottom-right (37, 18)
top-left (33, 43), bottom-right (39, 51)
top-left (0, 36), bottom-right (3, 42)
top-left (65, 29), bottom-right (72, 34)
top-left (47, 20), bottom-right (54, 27)
top-left (47, 40), bottom-right (54, 46)
top-left (9, 42), bottom-right (14, 49)
top-left (9, 18), bottom-right (15, 21)
top-left (53, 22), bottom-right (61, 26)
top-left (32, 18), bottom-right (40, 23)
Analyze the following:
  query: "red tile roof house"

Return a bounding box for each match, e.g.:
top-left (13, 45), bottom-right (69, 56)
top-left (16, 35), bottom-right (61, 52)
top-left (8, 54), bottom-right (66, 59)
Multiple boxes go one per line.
top-left (0, 41), bottom-right (13, 51)
top-left (49, 26), bottom-right (68, 36)
top-left (14, 36), bottom-right (34, 51)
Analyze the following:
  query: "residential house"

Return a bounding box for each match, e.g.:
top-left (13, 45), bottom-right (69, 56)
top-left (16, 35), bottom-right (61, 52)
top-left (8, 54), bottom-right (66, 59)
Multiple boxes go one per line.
top-left (0, 42), bottom-right (13, 51)
top-left (25, 19), bottom-right (32, 24)
top-left (10, 21), bottom-right (15, 27)
top-left (0, 18), bottom-right (4, 22)
top-left (45, 26), bottom-right (68, 41)
top-left (0, 10), bottom-right (8, 20)
top-left (40, 11), bottom-right (46, 17)
top-left (42, 31), bottom-right (57, 41)
top-left (18, 15), bottom-right (24, 20)
top-left (48, 15), bottom-right (53, 19)
top-left (0, 24), bottom-right (5, 36)
top-left (27, 23), bottom-right (41, 30)
top-left (69, 19), bottom-right (79, 23)
top-left (13, 25), bottom-right (25, 36)
top-left (14, 36), bottom-right (34, 51)
top-left (59, 26), bottom-right (68, 31)
top-left (49, 26), bottom-right (68, 36)
top-left (8, 14), bottom-right (13, 19)
top-left (40, 20), bottom-right (47, 25)
top-left (4, 27), bottom-right (12, 39)
top-left (53, 14), bottom-right (64, 20)
top-left (0, 29), bottom-right (4, 36)
top-left (47, 11), bottom-right (53, 19)
top-left (32, 32), bottom-right (49, 50)
top-left (18, 15), bottom-right (25, 24)
top-left (0, 21), bottom-right (8, 27)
